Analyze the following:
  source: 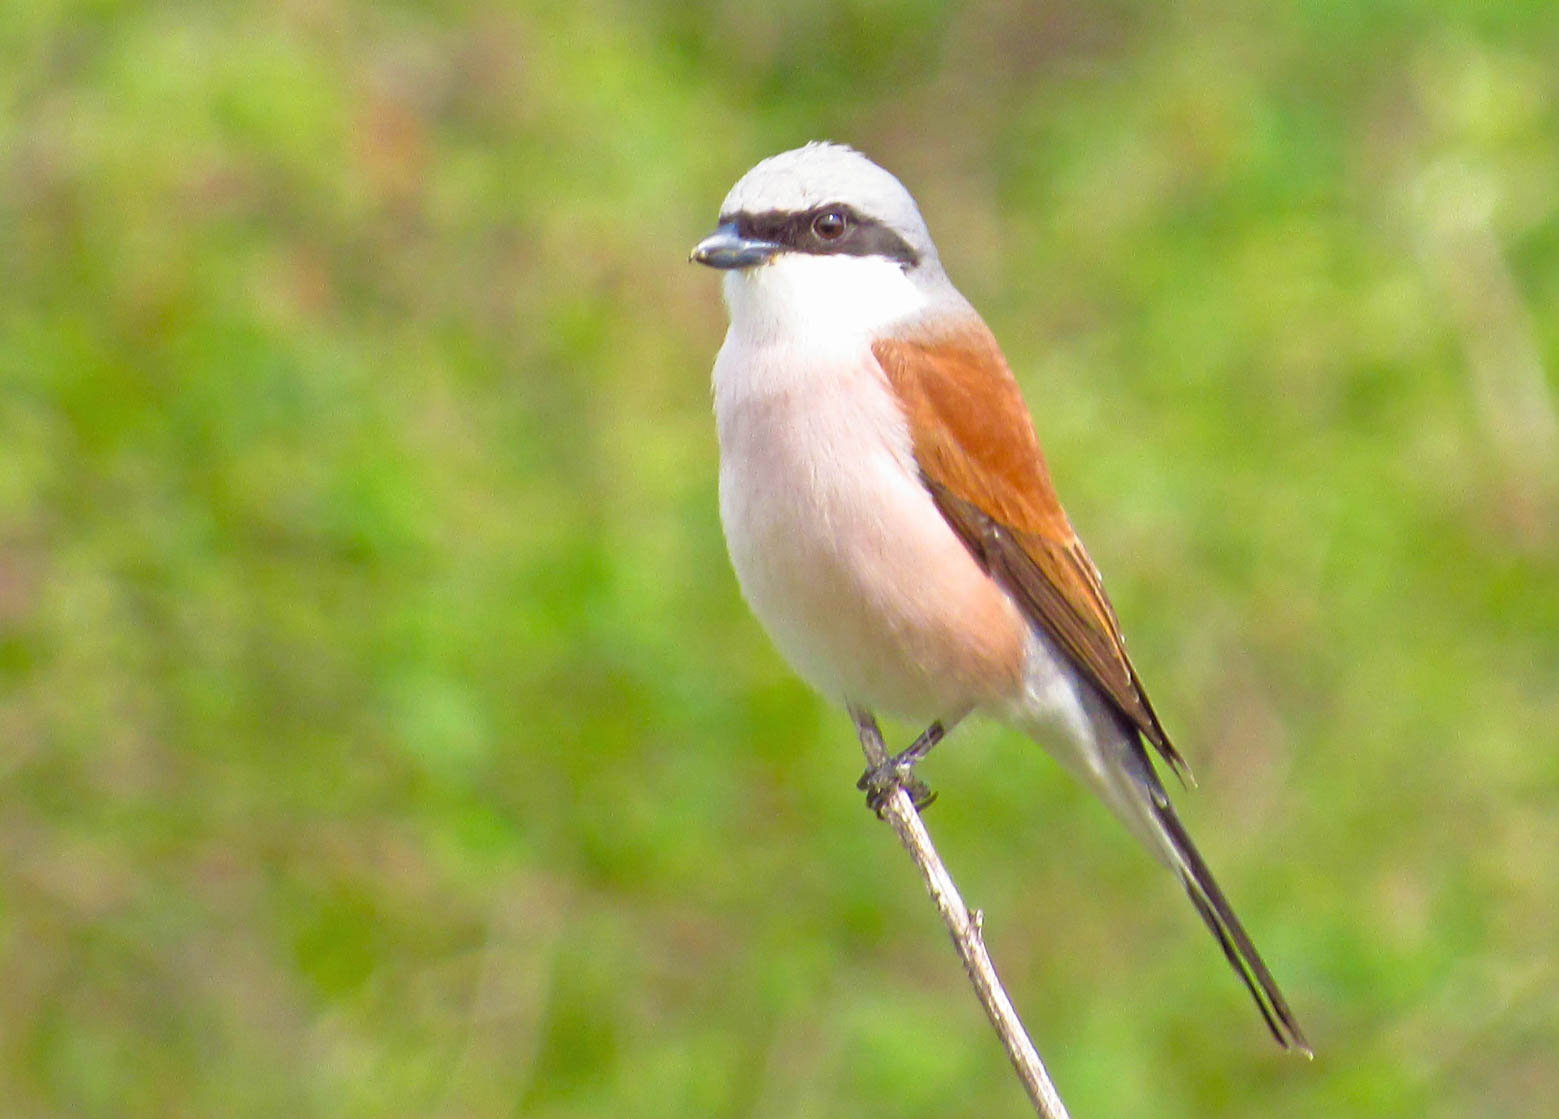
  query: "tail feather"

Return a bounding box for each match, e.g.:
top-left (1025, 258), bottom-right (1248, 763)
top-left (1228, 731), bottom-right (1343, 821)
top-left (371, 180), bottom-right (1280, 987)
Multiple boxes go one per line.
top-left (1094, 725), bottom-right (1311, 1054)
top-left (1149, 791), bottom-right (1312, 1056)
top-left (1009, 661), bottom-right (1309, 1053)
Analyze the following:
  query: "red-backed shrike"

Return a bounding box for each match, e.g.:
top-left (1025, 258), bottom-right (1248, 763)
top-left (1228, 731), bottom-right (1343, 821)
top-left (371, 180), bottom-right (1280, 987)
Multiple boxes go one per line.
top-left (692, 142), bottom-right (1308, 1053)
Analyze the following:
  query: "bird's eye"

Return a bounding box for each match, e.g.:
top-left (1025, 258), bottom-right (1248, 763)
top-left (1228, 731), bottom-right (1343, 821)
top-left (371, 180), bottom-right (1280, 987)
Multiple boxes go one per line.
top-left (812, 210), bottom-right (847, 240)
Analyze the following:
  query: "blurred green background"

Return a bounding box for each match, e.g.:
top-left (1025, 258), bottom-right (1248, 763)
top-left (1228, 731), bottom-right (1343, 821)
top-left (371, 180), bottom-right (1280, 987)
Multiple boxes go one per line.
top-left (3, 1), bottom-right (1557, 1116)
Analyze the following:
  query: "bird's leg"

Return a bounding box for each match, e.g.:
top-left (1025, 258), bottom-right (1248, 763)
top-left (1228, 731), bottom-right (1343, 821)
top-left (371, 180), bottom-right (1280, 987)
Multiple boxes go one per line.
top-left (852, 708), bottom-right (964, 817)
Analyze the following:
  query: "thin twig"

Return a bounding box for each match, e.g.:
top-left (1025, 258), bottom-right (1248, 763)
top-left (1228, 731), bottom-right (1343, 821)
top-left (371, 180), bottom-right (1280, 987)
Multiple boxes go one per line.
top-left (853, 710), bottom-right (1071, 1119)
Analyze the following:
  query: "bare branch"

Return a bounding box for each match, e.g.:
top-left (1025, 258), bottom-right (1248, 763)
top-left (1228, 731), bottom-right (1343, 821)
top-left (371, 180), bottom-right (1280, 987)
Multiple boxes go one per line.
top-left (852, 711), bottom-right (1071, 1119)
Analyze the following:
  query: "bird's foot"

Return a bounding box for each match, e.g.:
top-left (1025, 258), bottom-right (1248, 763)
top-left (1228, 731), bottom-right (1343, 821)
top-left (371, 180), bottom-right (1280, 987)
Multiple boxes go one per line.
top-left (849, 713), bottom-right (949, 818)
top-left (856, 758), bottom-right (937, 817)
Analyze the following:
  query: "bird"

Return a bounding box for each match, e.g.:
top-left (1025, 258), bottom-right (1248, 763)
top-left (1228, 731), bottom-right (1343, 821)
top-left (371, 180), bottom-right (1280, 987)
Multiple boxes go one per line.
top-left (690, 141), bottom-right (1309, 1054)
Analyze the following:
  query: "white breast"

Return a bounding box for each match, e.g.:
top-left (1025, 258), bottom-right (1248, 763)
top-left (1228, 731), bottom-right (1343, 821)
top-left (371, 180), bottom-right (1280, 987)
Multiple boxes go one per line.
top-left (711, 254), bottom-right (1025, 722)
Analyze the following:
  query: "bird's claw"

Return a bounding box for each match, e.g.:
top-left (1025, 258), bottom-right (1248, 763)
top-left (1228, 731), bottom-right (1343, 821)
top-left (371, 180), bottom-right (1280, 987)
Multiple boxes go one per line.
top-left (857, 760), bottom-right (937, 817)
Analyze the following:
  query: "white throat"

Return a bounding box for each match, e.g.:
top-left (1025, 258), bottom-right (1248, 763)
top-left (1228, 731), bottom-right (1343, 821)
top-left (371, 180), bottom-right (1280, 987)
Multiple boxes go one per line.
top-left (721, 253), bottom-right (928, 352)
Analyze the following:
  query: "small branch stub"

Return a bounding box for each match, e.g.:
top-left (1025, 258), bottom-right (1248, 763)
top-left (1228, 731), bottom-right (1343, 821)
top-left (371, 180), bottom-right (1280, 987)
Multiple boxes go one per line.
top-left (851, 709), bottom-right (1071, 1119)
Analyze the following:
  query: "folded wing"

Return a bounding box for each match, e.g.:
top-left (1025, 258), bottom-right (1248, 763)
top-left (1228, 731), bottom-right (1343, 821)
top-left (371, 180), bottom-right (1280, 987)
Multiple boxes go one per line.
top-left (872, 323), bottom-right (1190, 784)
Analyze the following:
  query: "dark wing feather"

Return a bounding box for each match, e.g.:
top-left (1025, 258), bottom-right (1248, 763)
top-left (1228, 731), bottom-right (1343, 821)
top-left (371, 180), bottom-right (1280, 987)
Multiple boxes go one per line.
top-left (872, 328), bottom-right (1191, 783)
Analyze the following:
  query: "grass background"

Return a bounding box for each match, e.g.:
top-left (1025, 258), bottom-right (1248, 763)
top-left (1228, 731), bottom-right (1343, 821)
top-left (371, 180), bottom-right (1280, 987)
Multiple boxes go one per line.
top-left (3, 1), bottom-right (1557, 1116)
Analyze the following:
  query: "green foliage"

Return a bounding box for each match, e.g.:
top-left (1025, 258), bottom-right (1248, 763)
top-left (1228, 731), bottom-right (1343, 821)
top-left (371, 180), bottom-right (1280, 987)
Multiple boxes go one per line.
top-left (2, 1), bottom-right (1557, 1116)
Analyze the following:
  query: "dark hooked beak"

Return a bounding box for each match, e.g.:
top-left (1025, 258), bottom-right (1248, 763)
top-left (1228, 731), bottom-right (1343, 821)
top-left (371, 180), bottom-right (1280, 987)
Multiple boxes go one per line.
top-left (690, 222), bottom-right (780, 270)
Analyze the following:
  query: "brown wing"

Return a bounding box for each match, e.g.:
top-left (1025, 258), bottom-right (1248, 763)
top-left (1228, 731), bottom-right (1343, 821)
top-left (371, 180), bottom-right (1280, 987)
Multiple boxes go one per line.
top-left (873, 324), bottom-right (1191, 784)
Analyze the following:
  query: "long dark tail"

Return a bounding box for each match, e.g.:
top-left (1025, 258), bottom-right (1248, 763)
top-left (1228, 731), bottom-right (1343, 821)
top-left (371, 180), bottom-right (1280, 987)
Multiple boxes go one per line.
top-left (1147, 787), bottom-right (1312, 1055)
top-left (1020, 698), bottom-right (1312, 1053)
top-left (1095, 724), bottom-right (1311, 1054)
